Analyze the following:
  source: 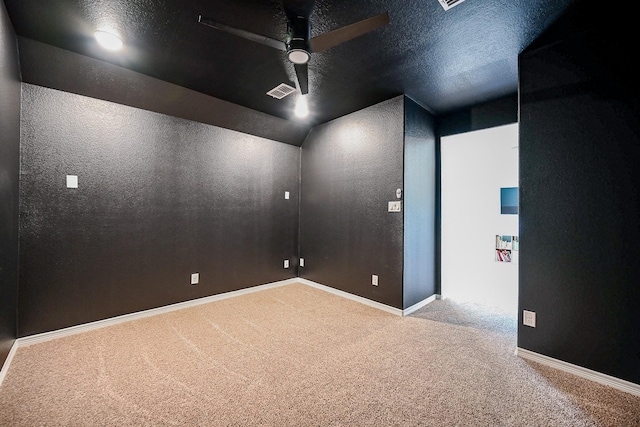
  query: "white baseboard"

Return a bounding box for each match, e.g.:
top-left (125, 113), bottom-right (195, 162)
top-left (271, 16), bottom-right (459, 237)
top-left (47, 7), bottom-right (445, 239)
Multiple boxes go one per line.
top-left (17, 278), bottom-right (299, 348)
top-left (296, 278), bottom-right (404, 316)
top-left (0, 341), bottom-right (18, 387)
top-left (403, 294), bottom-right (439, 316)
top-left (297, 278), bottom-right (439, 316)
top-left (516, 347), bottom-right (640, 397)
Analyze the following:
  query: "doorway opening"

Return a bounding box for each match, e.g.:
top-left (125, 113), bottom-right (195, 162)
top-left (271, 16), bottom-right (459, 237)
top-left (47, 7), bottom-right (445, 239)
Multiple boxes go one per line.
top-left (440, 123), bottom-right (519, 315)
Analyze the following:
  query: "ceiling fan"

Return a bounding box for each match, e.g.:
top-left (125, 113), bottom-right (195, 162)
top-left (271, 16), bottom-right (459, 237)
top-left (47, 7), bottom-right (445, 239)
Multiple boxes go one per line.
top-left (197, 9), bottom-right (389, 95)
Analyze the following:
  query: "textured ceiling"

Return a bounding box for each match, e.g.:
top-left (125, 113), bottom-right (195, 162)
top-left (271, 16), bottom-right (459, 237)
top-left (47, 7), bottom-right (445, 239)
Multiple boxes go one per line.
top-left (4, 0), bottom-right (577, 126)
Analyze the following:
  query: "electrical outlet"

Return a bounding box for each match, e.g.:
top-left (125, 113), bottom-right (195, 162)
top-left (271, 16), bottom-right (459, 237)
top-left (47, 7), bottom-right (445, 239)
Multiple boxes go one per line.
top-left (523, 310), bottom-right (536, 327)
top-left (285, 191), bottom-right (290, 200)
top-left (191, 273), bottom-right (199, 285)
top-left (299, 258), bottom-right (305, 267)
top-left (284, 259), bottom-right (289, 268)
top-left (372, 275), bottom-right (379, 286)
top-left (388, 201), bottom-right (401, 212)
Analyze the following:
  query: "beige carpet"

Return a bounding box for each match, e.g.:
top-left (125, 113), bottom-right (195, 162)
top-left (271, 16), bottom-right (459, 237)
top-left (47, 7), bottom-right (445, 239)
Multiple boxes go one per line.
top-left (0, 282), bottom-right (638, 426)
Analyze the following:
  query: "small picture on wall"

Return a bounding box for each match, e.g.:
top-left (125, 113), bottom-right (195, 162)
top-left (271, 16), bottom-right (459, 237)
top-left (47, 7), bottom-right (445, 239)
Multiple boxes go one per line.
top-left (496, 235), bottom-right (514, 250)
top-left (496, 235), bottom-right (518, 262)
top-left (496, 249), bottom-right (512, 262)
top-left (500, 187), bottom-right (518, 214)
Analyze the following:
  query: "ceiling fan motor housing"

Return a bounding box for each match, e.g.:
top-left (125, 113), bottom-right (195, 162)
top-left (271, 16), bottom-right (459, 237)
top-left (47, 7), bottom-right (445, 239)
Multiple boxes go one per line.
top-left (287, 16), bottom-right (311, 63)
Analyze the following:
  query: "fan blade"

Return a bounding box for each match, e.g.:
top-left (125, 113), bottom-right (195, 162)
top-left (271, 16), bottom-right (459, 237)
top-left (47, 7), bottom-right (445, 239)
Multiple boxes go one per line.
top-left (198, 15), bottom-right (287, 51)
top-left (294, 63), bottom-right (309, 94)
top-left (309, 12), bottom-right (389, 53)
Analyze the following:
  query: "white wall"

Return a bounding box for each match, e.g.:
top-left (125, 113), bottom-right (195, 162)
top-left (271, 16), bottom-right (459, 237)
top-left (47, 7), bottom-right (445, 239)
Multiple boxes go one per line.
top-left (441, 123), bottom-right (518, 314)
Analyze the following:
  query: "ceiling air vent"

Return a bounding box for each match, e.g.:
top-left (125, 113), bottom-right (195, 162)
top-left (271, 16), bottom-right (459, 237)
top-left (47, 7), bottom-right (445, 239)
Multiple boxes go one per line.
top-left (438, 0), bottom-right (467, 11)
top-left (267, 83), bottom-right (297, 99)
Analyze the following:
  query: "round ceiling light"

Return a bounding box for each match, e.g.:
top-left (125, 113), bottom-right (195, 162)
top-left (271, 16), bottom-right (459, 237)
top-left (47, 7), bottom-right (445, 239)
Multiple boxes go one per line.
top-left (94, 30), bottom-right (123, 51)
top-left (287, 49), bottom-right (310, 64)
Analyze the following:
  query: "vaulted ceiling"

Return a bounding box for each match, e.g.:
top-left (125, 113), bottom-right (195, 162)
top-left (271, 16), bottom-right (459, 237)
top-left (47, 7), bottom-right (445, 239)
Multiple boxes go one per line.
top-left (4, 0), bottom-right (576, 126)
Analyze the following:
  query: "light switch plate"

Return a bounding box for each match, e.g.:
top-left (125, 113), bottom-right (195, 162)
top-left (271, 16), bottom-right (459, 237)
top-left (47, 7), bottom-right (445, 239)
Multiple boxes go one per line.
top-left (191, 273), bottom-right (199, 285)
top-left (372, 275), bottom-right (379, 286)
top-left (285, 191), bottom-right (290, 200)
top-left (284, 259), bottom-right (289, 268)
top-left (66, 175), bottom-right (78, 188)
top-left (299, 258), bottom-right (305, 267)
top-left (388, 201), bottom-right (401, 212)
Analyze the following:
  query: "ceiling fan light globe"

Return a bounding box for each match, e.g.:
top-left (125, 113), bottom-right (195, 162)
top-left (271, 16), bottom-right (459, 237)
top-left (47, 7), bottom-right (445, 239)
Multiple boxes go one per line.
top-left (288, 49), bottom-right (310, 64)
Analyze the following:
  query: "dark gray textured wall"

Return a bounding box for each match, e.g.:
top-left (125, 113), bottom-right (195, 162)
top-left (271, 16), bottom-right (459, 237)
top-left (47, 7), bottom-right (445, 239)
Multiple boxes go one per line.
top-left (19, 84), bottom-right (300, 336)
top-left (403, 97), bottom-right (437, 308)
top-left (0, 0), bottom-right (20, 365)
top-left (299, 96), bottom-right (404, 308)
top-left (518, 1), bottom-right (640, 384)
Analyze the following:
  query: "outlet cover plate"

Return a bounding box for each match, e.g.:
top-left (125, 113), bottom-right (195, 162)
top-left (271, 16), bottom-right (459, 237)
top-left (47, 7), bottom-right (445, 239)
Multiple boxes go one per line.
top-left (372, 274), bottom-right (379, 286)
top-left (388, 201), bottom-right (401, 212)
top-left (523, 310), bottom-right (536, 327)
top-left (191, 273), bottom-right (199, 285)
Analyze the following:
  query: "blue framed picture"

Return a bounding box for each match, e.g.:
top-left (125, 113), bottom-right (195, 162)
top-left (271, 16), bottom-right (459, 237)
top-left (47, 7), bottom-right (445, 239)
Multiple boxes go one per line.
top-left (500, 187), bottom-right (518, 214)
